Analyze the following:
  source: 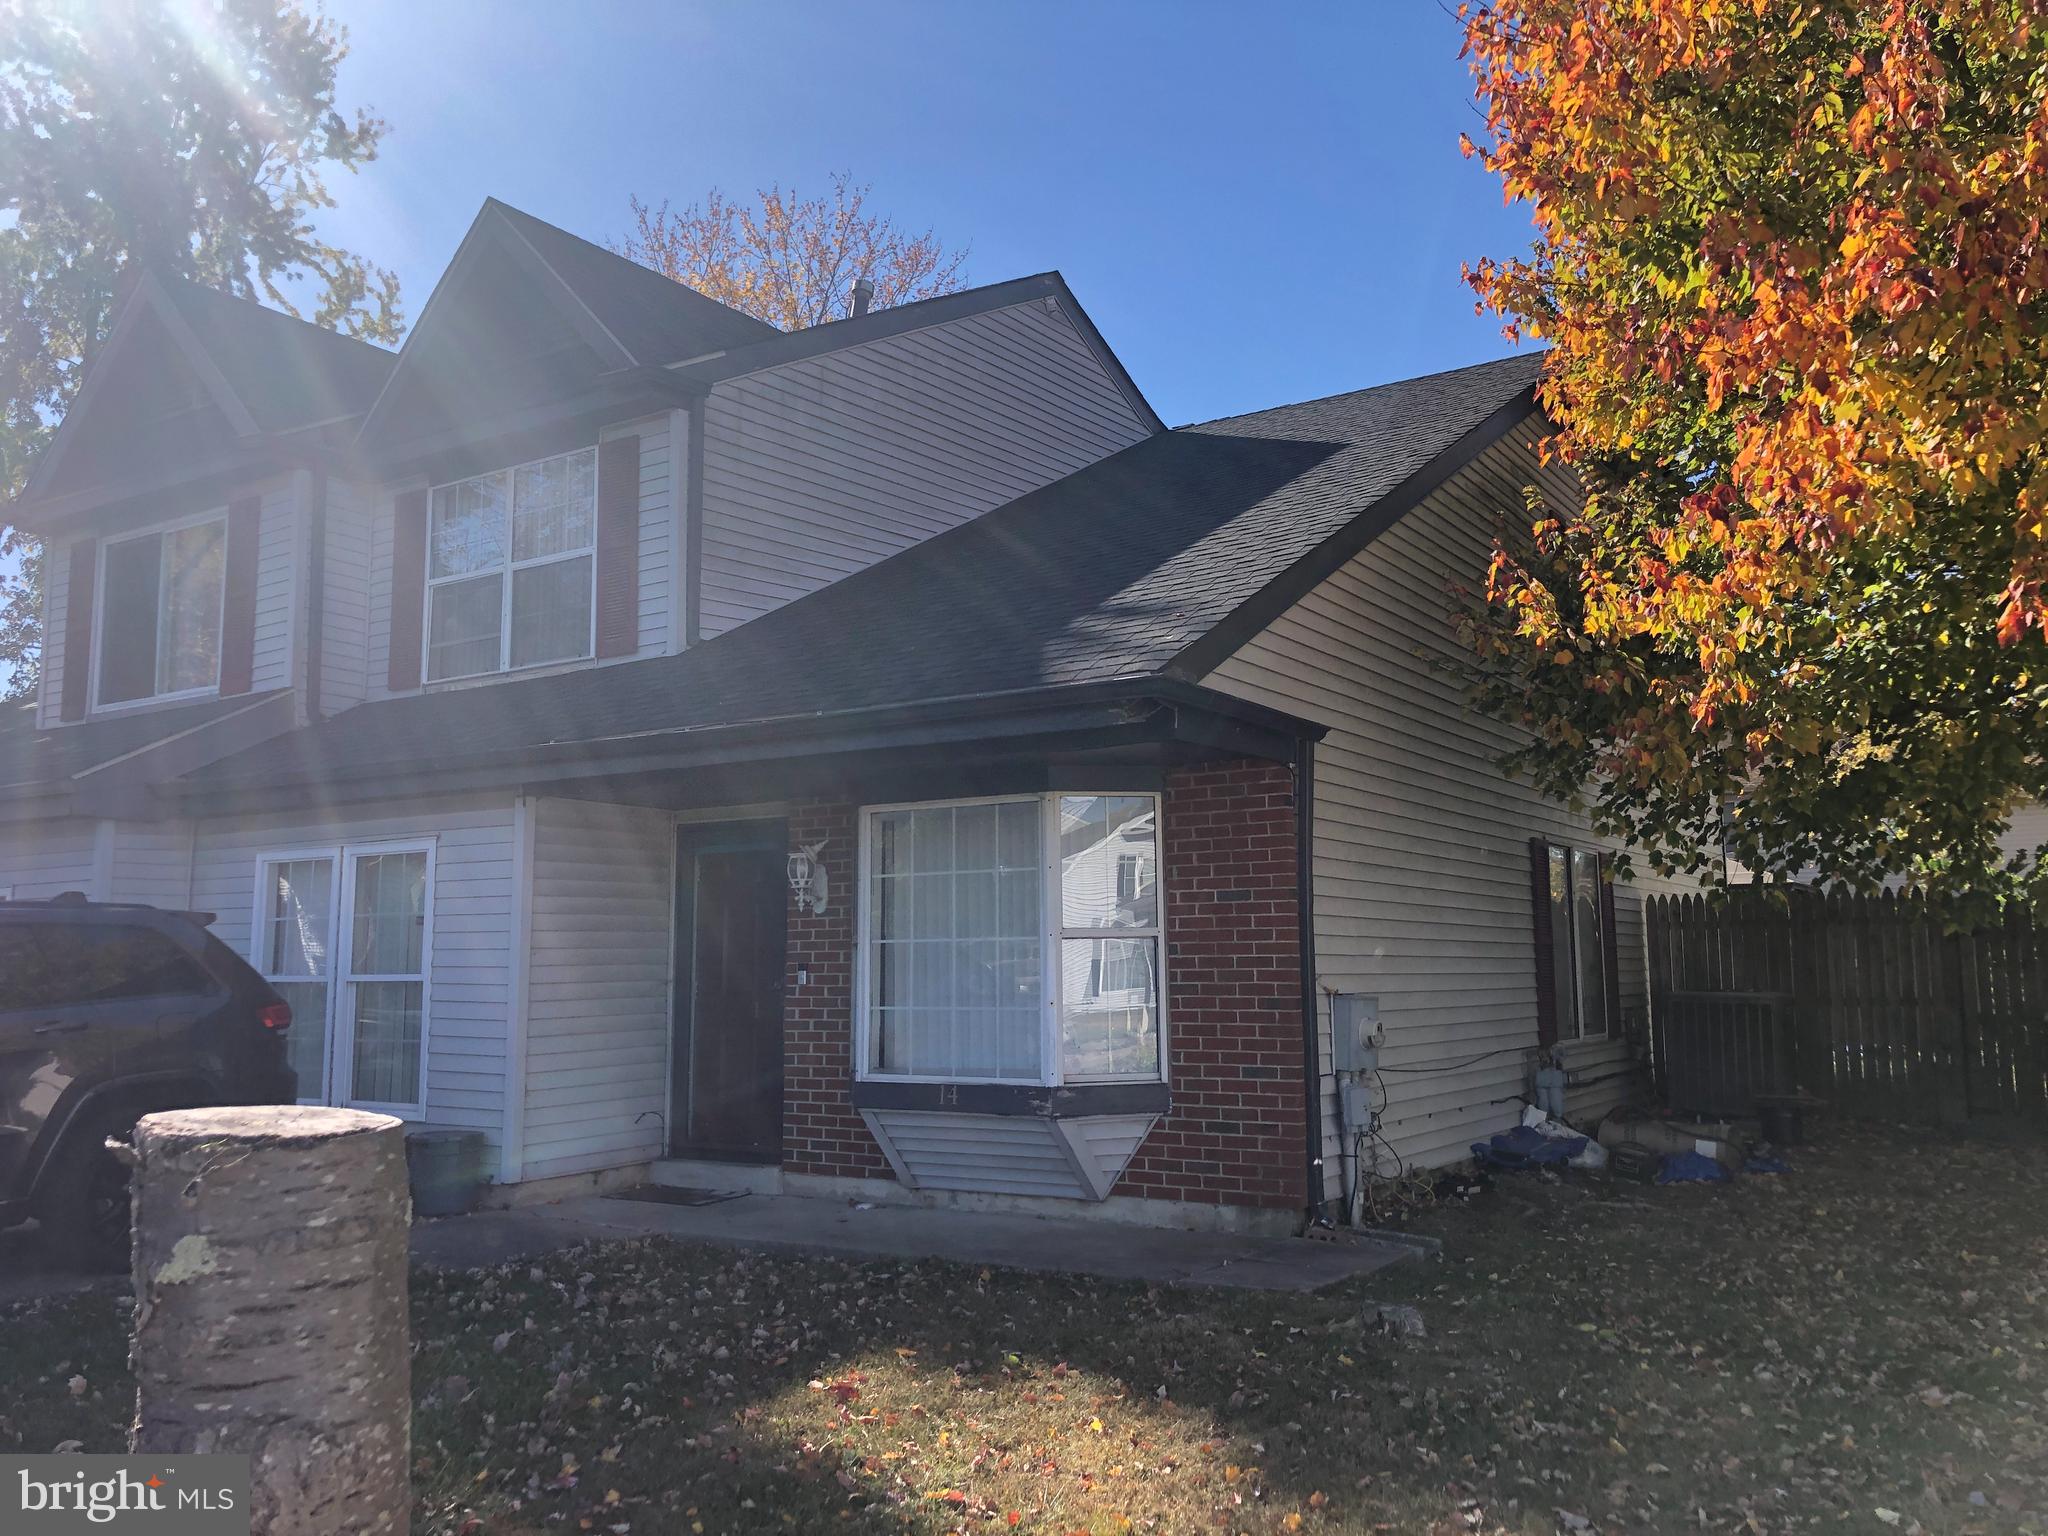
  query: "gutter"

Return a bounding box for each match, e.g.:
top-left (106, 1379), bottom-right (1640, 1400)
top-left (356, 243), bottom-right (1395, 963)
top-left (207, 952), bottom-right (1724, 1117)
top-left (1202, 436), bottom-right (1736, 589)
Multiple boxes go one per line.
top-left (1296, 732), bottom-right (1330, 1229)
top-left (171, 677), bottom-right (1327, 815)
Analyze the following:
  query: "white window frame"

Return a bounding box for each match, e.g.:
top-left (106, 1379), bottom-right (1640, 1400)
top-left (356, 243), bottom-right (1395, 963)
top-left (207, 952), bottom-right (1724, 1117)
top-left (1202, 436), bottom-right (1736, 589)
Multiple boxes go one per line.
top-left (336, 839), bottom-right (436, 1118)
top-left (853, 791), bottom-right (1168, 1088)
top-left (250, 847), bottom-right (343, 1105)
top-left (422, 445), bottom-right (600, 684)
top-left (91, 508), bottom-right (228, 712)
top-left (255, 838), bottom-right (436, 1118)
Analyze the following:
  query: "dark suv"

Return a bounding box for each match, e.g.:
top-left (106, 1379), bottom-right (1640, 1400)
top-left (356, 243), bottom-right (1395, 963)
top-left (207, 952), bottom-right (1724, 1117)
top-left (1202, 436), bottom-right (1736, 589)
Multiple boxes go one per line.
top-left (0, 894), bottom-right (296, 1269)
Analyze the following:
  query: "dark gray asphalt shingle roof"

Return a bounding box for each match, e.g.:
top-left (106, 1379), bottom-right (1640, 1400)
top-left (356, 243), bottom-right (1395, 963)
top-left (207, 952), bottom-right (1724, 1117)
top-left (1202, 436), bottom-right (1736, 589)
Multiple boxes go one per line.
top-left (0, 691), bottom-right (289, 792)
top-left (489, 200), bottom-right (782, 364)
top-left (205, 352), bottom-right (1545, 790)
top-left (159, 278), bottom-right (395, 432)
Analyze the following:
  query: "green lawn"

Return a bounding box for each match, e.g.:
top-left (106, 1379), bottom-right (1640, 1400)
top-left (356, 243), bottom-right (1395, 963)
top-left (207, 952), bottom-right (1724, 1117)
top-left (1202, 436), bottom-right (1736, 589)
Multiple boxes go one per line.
top-left (4, 1125), bottom-right (2044, 1534)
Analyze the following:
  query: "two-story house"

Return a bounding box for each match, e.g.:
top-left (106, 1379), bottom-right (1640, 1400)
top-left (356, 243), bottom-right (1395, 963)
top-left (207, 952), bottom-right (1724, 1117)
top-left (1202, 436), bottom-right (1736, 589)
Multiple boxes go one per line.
top-left (1, 198), bottom-right (1699, 1234)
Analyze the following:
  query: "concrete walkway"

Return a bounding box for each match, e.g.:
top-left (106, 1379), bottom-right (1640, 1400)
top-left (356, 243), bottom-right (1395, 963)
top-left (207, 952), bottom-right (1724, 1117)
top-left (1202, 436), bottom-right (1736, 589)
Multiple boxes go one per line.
top-left (411, 1191), bottom-right (1417, 1293)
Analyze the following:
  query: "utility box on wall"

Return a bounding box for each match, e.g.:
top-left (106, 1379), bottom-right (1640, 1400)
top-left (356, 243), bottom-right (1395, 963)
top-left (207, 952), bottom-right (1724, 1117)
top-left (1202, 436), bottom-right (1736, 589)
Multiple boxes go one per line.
top-left (1331, 994), bottom-right (1380, 1072)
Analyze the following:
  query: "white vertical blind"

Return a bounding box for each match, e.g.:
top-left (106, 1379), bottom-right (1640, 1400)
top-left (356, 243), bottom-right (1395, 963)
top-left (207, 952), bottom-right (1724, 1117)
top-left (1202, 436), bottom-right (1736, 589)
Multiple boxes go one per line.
top-left (869, 800), bottom-right (1042, 1080)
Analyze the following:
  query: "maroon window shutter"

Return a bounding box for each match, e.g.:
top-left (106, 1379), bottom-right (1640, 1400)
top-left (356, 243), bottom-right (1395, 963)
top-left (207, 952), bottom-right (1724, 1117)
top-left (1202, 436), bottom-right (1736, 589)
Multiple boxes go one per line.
top-left (1530, 836), bottom-right (1559, 1046)
top-left (217, 494), bottom-right (262, 695)
top-left (1597, 852), bottom-right (1622, 1036)
top-left (59, 537), bottom-right (97, 722)
top-left (387, 489), bottom-right (428, 692)
top-left (594, 436), bottom-right (641, 659)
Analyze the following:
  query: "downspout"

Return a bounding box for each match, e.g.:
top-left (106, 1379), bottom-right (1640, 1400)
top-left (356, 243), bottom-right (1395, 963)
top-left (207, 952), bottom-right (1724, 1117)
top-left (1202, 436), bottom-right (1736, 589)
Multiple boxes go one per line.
top-left (1296, 732), bottom-right (1330, 1229)
top-left (684, 392), bottom-right (707, 646)
top-left (303, 470), bottom-right (329, 721)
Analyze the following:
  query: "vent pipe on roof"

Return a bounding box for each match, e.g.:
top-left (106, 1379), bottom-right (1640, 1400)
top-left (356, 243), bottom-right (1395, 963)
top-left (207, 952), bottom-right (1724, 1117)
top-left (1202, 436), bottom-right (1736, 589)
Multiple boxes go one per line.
top-left (850, 275), bottom-right (874, 318)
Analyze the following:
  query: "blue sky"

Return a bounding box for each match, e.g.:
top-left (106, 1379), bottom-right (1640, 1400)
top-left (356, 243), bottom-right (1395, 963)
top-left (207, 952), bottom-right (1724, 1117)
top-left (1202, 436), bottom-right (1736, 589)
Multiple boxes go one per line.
top-left (311, 0), bottom-right (1533, 426)
top-left (4, 2), bottom-right (1533, 691)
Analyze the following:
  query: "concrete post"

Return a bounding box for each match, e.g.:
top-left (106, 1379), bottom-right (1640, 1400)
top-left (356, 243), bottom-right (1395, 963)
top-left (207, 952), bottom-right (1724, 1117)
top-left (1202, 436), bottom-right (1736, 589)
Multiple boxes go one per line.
top-left (130, 1106), bottom-right (411, 1536)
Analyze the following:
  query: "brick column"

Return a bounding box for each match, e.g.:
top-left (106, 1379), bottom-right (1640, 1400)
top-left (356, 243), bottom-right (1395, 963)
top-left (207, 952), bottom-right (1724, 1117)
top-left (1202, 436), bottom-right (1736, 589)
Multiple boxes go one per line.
top-left (782, 803), bottom-right (891, 1179)
top-left (1116, 760), bottom-right (1307, 1211)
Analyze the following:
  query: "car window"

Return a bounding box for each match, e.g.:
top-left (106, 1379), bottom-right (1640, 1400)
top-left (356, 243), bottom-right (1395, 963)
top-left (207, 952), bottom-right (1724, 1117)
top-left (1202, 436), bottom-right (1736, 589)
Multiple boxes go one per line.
top-left (0, 923), bottom-right (210, 1012)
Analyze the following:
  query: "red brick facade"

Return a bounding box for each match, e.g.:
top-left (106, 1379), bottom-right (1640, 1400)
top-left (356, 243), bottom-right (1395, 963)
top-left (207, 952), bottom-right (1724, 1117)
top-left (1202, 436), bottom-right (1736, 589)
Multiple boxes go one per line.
top-left (1114, 759), bottom-right (1306, 1210)
top-left (781, 802), bottom-right (890, 1180)
top-left (776, 758), bottom-right (1307, 1212)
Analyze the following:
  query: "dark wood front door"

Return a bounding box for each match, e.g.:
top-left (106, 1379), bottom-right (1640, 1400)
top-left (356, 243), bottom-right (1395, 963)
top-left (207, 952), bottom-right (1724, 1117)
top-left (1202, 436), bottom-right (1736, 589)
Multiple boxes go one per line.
top-left (672, 822), bottom-right (788, 1162)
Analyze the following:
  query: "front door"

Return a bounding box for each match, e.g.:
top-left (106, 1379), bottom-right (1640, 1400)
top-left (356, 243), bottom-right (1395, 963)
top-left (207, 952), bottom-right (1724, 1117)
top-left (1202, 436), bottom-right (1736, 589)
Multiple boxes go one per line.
top-left (671, 821), bottom-right (788, 1162)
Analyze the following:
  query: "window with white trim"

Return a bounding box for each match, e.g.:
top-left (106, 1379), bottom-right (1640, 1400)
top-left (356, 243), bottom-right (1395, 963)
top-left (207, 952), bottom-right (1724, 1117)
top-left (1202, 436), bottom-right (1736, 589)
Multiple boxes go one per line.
top-left (256, 852), bottom-right (339, 1102)
top-left (96, 514), bottom-right (225, 706)
top-left (860, 793), bottom-right (1164, 1085)
top-left (426, 446), bottom-right (596, 681)
top-left (254, 841), bottom-right (432, 1114)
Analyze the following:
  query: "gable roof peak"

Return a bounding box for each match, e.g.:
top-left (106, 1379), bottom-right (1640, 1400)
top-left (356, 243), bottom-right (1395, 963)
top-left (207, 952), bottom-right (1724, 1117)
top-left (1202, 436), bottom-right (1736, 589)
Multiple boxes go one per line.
top-left (481, 197), bottom-right (780, 362)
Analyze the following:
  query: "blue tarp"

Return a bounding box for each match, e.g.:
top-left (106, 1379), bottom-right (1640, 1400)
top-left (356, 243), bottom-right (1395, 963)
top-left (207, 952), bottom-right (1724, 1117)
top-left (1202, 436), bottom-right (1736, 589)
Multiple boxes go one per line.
top-left (1471, 1125), bottom-right (1588, 1170)
top-left (1655, 1150), bottom-right (1731, 1184)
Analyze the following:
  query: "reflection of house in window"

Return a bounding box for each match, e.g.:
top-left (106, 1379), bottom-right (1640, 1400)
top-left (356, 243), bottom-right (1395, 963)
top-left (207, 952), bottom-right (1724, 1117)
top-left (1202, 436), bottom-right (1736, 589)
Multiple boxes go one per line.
top-left (1058, 797), bottom-right (1161, 1078)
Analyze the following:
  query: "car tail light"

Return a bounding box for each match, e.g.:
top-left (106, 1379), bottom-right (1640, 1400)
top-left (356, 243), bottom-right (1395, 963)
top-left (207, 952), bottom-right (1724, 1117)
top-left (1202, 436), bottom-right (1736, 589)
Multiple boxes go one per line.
top-left (259, 1001), bottom-right (292, 1032)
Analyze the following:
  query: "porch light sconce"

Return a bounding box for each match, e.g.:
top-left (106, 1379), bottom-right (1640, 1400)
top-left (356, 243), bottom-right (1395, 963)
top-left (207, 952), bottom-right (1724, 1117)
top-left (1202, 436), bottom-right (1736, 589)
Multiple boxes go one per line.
top-left (788, 839), bottom-right (830, 916)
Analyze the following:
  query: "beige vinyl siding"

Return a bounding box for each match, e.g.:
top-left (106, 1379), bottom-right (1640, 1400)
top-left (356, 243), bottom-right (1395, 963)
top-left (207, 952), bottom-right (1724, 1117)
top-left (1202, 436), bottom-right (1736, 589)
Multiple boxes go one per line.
top-left (1203, 422), bottom-right (1700, 1183)
top-left (697, 297), bottom-right (1151, 638)
top-left (109, 820), bottom-right (192, 909)
top-left (0, 816), bottom-right (98, 898)
top-left (191, 795), bottom-right (518, 1150)
top-left (521, 797), bottom-right (673, 1180)
top-left (249, 477), bottom-right (299, 695)
top-left (2000, 802), bottom-right (2048, 862)
top-left (319, 478), bottom-right (376, 713)
top-left (617, 414), bottom-right (675, 654)
top-left (37, 533), bottom-right (71, 729)
top-left (365, 482), bottom-right (397, 695)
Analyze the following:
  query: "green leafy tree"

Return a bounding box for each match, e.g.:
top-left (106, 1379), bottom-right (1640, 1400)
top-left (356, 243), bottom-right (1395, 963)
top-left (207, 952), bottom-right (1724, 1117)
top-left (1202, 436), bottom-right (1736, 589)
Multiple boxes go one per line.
top-left (0, 0), bottom-right (403, 699)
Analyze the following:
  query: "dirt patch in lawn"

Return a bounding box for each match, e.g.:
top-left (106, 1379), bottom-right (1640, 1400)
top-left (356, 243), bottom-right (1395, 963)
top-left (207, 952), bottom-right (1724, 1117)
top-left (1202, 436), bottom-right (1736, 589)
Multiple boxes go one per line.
top-left (1, 1124), bottom-right (2042, 1534)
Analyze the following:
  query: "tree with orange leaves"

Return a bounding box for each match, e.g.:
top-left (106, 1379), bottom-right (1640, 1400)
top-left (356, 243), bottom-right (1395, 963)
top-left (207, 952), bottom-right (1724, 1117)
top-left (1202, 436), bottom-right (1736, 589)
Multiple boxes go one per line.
top-left (617, 172), bottom-right (967, 331)
top-left (1458, 0), bottom-right (2048, 903)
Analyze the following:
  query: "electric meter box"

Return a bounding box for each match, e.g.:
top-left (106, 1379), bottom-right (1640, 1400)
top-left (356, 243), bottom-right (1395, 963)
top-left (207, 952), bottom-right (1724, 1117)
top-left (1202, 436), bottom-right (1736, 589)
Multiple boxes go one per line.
top-left (1331, 994), bottom-right (1380, 1072)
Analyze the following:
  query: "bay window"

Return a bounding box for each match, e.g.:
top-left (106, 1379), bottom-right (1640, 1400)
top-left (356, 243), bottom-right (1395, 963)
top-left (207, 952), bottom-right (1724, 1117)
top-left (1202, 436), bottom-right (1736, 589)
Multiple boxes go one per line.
top-left (859, 793), bottom-right (1164, 1085)
top-left (96, 514), bottom-right (226, 705)
top-left (426, 446), bottom-right (596, 681)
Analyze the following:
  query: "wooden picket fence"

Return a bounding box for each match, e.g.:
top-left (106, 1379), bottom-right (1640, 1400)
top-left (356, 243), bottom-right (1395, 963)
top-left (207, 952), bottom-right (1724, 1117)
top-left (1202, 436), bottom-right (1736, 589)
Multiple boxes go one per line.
top-left (1645, 891), bottom-right (2047, 1124)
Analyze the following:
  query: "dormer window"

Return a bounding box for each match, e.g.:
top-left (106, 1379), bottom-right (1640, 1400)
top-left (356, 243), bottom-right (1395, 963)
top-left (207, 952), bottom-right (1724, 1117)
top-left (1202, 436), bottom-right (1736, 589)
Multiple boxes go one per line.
top-left (426, 447), bottom-right (597, 682)
top-left (95, 513), bottom-right (226, 706)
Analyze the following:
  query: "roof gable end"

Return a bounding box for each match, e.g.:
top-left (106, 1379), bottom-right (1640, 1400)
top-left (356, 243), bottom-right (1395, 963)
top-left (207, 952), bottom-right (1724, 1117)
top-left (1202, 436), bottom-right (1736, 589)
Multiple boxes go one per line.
top-left (17, 271), bottom-right (261, 506)
top-left (353, 202), bottom-right (645, 453)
